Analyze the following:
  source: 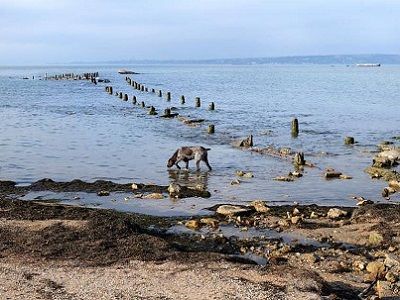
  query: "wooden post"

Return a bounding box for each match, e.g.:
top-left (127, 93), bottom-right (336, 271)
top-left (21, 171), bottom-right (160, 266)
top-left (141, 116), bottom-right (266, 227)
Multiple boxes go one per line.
top-left (119, 92), bottom-right (123, 99)
top-left (164, 108), bottom-right (171, 116)
top-left (291, 118), bottom-right (299, 137)
top-left (158, 90), bottom-right (162, 97)
top-left (166, 92), bottom-right (171, 101)
top-left (148, 106), bottom-right (157, 115)
top-left (208, 124), bottom-right (215, 134)
top-left (132, 95), bottom-right (137, 104)
top-left (195, 97), bottom-right (201, 107)
top-left (180, 95), bottom-right (185, 104)
top-left (141, 85), bottom-right (144, 92)
top-left (145, 87), bottom-right (148, 92)
top-left (123, 94), bottom-right (128, 101)
top-left (141, 101), bottom-right (145, 108)
top-left (109, 86), bottom-right (113, 95)
top-left (151, 88), bottom-right (155, 93)
top-left (208, 102), bottom-right (215, 110)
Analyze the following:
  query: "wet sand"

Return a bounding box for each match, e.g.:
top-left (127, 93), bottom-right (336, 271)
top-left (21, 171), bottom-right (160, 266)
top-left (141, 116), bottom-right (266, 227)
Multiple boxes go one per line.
top-left (1, 179), bottom-right (400, 299)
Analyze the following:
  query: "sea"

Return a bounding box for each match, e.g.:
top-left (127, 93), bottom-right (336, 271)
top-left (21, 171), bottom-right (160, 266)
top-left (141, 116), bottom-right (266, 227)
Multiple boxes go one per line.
top-left (0, 64), bottom-right (399, 216)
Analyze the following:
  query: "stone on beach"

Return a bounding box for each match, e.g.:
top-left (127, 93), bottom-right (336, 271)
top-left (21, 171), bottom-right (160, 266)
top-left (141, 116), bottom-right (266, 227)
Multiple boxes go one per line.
top-left (216, 205), bottom-right (251, 216)
top-left (143, 193), bottom-right (164, 199)
top-left (327, 208), bottom-right (347, 219)
top-left (250, 200), bottom-right (270, 213)
top-left (200, 218), bottom-right (219, 228)
top-left (232, 135), bottom-right (253, 148)
top-left (184, 220), bottom-right (201, 230)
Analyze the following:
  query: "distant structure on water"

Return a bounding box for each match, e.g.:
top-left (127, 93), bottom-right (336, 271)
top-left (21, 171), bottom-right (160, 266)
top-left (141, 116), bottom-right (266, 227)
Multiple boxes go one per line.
top-left (356, 63), bottom-right (381, 67)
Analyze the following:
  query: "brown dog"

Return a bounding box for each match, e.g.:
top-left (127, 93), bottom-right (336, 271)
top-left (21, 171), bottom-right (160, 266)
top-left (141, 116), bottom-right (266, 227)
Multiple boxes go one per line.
top-left (167, 146), bottom-right (212, 171)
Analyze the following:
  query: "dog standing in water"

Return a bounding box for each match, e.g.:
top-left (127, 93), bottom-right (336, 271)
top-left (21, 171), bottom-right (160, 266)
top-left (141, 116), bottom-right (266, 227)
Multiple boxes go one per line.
top-left (167, 146), bottom-right (212, 171)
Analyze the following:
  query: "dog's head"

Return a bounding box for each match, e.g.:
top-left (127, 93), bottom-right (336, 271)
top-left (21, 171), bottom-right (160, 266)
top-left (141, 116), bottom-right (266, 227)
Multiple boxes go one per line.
top-left (167, 158), bottom-right (175, 168)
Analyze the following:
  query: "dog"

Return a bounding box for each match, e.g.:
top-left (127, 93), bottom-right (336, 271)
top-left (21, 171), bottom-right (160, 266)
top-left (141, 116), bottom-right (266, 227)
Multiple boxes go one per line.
top-left (167, 146), bottom-right (212, 171)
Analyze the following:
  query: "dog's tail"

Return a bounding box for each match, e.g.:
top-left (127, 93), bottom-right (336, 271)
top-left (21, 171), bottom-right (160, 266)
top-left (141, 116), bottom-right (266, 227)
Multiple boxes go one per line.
top-left (205, 148), bottom-right (211, 151)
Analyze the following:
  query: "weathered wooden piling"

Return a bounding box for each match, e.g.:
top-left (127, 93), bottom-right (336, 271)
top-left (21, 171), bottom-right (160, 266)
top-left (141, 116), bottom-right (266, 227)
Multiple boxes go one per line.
top-left (158, 90), bottom-right (162, 97)
top-left (164, 108), bottom-right (171, 116)
top-left (209, 102), bottom-right (215, 110)
top-left (145, 87), bottom-right (148, 92)
top-left (108, 86), bottom-right (113, 95)
top-left (291, 118), bottom-right (299, 137)
top-left (166, 92), bottom-right (171, 101)
top-left (208, 124), bottom-right (215, 134)
top-left (195, 97), bottom-right (201, 107)
top-left (123, 94), bottom-right (128, 101)
top-left (119, 92), bottom-right (123, 99)
top-left (151, 88), bottom-right (155, 93)
top-left (141, 101), bottom-right (145, 108)
top-left (141, 85), bottom-right (145, 92)
top-left (180, 95), bottom-right (185, 104)
top-left (344, 136), bottom-right (355, 145)
top-left (132, 95), bottom-right (137, 104)
top-left (105, 86), bottom-right (109, 92)
top-left (148, 106), bottom-right (157, 115)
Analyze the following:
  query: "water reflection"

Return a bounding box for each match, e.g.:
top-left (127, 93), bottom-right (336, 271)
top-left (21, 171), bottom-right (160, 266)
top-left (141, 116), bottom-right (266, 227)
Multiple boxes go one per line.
top-left (168, 169), bottom-right (210, 191)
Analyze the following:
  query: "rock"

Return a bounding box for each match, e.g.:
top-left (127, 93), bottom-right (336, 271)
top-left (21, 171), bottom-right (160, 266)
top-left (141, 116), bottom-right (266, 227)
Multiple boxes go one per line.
top-left (382, 187), bottom-right (396, 197)
top-left (230, 179), bottom-right (241, 185)
top-left (293, 152), bottom-right (305, 166)
top-left (325, 171), bottom-right (342, 179)
top-left (373, 156), bottom-right (396, 169)
top-left (289, 171), bottom-right (303, 178)
top-left (216, 205), bottom-right (251, 216)
top-left (236, 170), bottom-right (254, 178)
top-left (389, 180), bottom-right (400, 191)
top-left (168, 183), bottom-right (211, 198)
top-left (143, 193), bottom-right (164, 199)
top-left (200, 218), bottom-right (219, 228)
top-left (302, 253), bottom-right (319, 264)
top-left (273, 176), bottom-right (294, 182)
top-left (185, 220), bottom-right (200, 230)
top-left (292, 208), bottom-right (301, 216)
top-left (291, 216), bottom-right (302, 225)
top-left (327, 208), bottom-right (348, 219)
top-left (384, 254), bottom-right (400, 268)
top-left (131, 183), bottom-right (139, 190)
top-left (357, 199), bottom-right (374, 206)
top-left (353, 260), bottom-right (366, 271)
top-left (376, 280), bottom-right (400, 299)
top-left (310, 211), bottom-right (319, 219)
top-left (97, 190), bottom-right (110, 196)
top-left (250, 200), bottom-right (270, 213)
top-left (366, 261), bottom-right (385, 277)
top-left (277, 219), bottom-right (290, 228)
top-left (344, 136), bottom-right (355, 145)
top-left (369, 232), bottom-right (384, 246)
top-left (339, 174), bottom-right (353, 179)
top-left (168, 183), bottom-right (181, 197)
top-left (385, 271), bottom-right (398, 283)
top-left (365, 167), bottom-right (400, 182)
top-left (232, 135), bottom-right (253, 148)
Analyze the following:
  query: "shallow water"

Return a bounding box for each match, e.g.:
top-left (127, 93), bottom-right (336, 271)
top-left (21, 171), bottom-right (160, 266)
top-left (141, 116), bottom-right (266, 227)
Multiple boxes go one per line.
top-left (1, 64), bottom-right (399, 214)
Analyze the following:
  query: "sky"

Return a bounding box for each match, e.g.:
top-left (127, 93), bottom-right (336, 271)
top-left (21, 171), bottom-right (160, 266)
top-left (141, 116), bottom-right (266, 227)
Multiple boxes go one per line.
top-left (0, 0), bottom-right (399, 64)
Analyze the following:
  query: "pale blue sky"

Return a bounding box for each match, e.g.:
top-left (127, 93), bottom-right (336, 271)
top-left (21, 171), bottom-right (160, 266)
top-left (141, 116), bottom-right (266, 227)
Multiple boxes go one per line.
top-left (0, 0), bottom-right (399, 64)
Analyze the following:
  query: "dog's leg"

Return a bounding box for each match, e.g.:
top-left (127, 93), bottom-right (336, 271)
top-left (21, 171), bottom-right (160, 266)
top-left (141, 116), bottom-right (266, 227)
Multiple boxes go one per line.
top-left (195, 159), bottom-right (201, 171)
top-left (185, 160), bottom-right (189, 169)
top-left (175, 159), bottom-right (182, 169)
top-left (204, 158), bottom-right (212, 171)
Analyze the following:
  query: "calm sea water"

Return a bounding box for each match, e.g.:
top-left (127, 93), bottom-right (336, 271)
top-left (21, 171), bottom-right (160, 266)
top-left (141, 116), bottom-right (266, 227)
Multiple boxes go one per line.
top-left (1, 64), bottom-right (399, 215)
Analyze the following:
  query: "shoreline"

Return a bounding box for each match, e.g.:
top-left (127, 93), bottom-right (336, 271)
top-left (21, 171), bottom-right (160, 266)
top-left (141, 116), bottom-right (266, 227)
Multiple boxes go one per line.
top-left (1, 179), bottom-right (400, 299)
